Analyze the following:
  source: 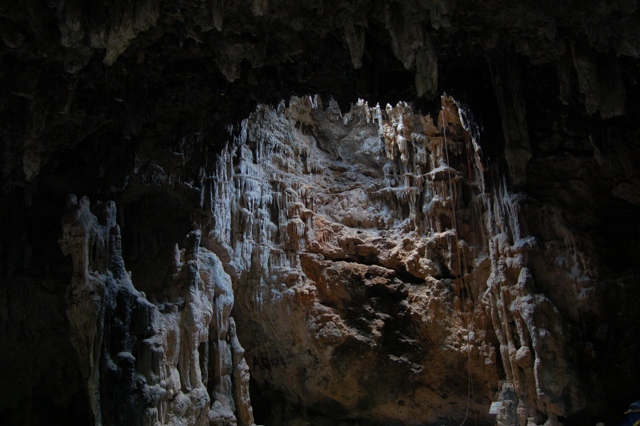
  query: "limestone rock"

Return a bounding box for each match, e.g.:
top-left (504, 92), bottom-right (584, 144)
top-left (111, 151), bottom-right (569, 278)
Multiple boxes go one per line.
top-left (59, 195), bottom-right (255, 426)
top-left (210, 97), bottom-right (488, 424)
top-left (206, 95), bottom-right (596, 425)
top-left (1, 1), bottom-right (640, 424)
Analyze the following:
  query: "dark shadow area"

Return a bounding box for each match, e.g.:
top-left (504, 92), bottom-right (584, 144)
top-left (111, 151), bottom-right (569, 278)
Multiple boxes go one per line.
top-left (0, 186), bottom-right (91, 425)
top-left (119, 192), bottom-right (193, 296)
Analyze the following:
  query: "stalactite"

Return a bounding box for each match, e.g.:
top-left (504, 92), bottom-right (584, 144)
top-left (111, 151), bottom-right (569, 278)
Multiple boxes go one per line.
top-left (206, 94), bottom-right (597, 425)
top-left (209, 96), bottom-right (503, 424)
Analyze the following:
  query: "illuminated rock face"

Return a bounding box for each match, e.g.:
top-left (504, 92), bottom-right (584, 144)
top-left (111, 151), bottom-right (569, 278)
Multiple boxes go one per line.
top-left (206, 96), bottom-right (589, 425)
top-left (2, 4), bottom-right (640, 424)
top-left (58, 195), bottom-right (255, 426)
top-left (23, 93), bottom-right (628, 426)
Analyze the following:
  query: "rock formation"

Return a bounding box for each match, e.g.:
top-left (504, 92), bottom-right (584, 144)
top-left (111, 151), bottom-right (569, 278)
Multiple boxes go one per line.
top-left (204, 95), bottom-right (593, 425)
top-left (58, 195), bottom-right (255, 425)
top-left (1, 1), bottom-right (640, 426)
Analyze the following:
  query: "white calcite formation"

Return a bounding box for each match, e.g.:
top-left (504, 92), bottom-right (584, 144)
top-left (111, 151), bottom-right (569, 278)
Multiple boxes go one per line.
top-left (56, 94), bottom-right (597, 425)
top-left (59, 195), bottom-right (255, 426)
top-left (208, 96), bottom-right (590, 425)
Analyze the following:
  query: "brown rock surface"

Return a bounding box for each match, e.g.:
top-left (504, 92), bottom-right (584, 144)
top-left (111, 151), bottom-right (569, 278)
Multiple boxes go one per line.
top-left (1, 1), bottom-right (640, 425)
top-left (207, 96), bottom-right (588, 424)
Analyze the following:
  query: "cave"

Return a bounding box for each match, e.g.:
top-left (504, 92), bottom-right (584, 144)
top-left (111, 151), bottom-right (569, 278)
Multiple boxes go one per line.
top-left (1, 1), bottom-right (640, 426)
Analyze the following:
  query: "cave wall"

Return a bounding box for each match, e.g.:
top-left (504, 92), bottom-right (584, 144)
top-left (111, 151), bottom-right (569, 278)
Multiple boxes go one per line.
top-left (207, 97), bottom-right (501, 424)
top-left (1, 1), bottom-right (640, 425)
top-left (58, 195), bottom-right (255, 426)
top-left (205, 95), bottom-right (603, 425)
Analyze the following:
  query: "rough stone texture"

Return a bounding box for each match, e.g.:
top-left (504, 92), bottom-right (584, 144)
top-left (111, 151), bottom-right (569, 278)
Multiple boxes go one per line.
top-left (3, 0), bottom-right (640, 196)
top-left (205, 96), bottom-right (589, 425)
top-left (0, 1), bottom-right (640, 426)
top-left (57, 195), bottom-right (255, 426)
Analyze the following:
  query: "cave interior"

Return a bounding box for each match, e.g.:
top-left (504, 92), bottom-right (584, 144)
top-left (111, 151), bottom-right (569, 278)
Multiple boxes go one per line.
top-left (1, 1), bottom-right (640, 425)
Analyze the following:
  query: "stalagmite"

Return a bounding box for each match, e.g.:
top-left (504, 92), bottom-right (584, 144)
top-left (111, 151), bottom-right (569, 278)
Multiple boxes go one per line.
top-left (59, 196), bottom-right (255, 426)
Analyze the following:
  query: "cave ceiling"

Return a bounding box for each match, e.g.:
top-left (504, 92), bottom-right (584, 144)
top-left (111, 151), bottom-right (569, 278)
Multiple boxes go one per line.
top-left (1, 0), bottom-right (639, 195)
